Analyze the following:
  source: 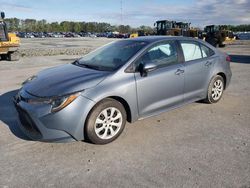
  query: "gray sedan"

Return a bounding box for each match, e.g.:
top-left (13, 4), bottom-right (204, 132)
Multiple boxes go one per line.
top-left (14, 36), bottom-right (232, 144)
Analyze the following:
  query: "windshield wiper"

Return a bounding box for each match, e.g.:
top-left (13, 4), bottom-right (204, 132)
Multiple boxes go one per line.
top-left (73, 60), bottom-right (101, 70)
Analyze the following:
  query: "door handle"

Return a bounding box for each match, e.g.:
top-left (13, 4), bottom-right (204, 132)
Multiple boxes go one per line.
top-left (175, 69), bottom-right (185, 75)
top-left (205, 61), bottom-right (212, 66)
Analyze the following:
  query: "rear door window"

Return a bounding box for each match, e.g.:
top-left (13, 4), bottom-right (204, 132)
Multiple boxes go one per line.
top-left (180, 42), bottom-right (202, 62)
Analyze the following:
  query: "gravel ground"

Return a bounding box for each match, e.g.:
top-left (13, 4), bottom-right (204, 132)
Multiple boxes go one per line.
top-left (19, 37), bottom-right (116, 57)
top-left (0, 38), bottom-right (250, 188)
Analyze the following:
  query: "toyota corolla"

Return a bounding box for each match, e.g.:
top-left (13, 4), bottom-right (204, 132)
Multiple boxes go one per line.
top-left (14, 36), bottom-right (232, 144)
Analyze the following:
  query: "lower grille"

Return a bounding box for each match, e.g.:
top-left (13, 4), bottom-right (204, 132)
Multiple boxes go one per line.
top-left (16, 105), bottom-right (42, 139)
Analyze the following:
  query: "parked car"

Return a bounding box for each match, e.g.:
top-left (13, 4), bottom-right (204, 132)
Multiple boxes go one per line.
top-left (64, 32), bottom-right (75, 38)
top-left (16, 32), bottom-right (26, 38)
top-left (14, 36), bottom-right (232, 144)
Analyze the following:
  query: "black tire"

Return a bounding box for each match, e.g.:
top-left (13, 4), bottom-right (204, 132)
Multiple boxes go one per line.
top-left (0, 54), bottom-right (8, 60)
top-left (8, 51), bottom-right (20, 61)
top-left (85, 98), bottom-right (127, 144)
top-left (204, 75), bottom-right (224, 104)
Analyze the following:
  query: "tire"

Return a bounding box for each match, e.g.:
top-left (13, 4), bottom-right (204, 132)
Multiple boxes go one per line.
top-left (8, 51), bottom-right (20, 61)
top-left (204, 75), bottom-right (224, 104)
top-left (85, 98), bottom-right (127, 144)
top-left (0, 54), bottom-right (8, 60)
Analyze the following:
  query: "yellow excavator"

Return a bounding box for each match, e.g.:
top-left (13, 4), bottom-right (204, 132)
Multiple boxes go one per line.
top-left (0, 12), bottom-right (20, 61)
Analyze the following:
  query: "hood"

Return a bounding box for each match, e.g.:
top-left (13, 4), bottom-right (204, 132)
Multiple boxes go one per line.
top-left (23, 63), bottom-right (109, 97)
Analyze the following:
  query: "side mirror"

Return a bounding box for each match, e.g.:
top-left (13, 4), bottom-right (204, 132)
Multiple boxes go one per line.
top-left (138, 62), bottom-right (157, 77)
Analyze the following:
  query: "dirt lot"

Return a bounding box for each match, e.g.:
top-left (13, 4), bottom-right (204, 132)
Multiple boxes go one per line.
top-left (0, 38), bottom-right (250, 188)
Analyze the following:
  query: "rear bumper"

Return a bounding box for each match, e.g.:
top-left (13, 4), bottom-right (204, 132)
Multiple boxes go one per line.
top-left (225, 68), bottom-right (232, 89)
top-left (13, 90), bottom-right (95, 143)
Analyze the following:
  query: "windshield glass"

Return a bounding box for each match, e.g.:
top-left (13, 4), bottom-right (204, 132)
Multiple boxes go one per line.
top-left (76, 40), bottom-right (148, 71)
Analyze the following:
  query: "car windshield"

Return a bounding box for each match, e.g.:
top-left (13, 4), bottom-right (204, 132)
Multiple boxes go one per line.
top-left (75, 40), bottom-right (148, 71)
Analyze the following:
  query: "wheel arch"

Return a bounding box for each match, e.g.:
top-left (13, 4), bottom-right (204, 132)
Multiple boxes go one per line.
top-left (217, 72), bottom-right (227, 89)
top-left (86, 96), bottom-right (132, 124)
top-left (107, 96), bottom-right (132, 123)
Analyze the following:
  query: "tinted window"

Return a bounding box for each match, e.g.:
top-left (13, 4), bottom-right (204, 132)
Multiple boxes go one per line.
top-left (137, 42), bottom-right (178, 68)
top-left (200, 44), bottom-right (215, 58)
top-left (181, 42), bottom-right (202, 61)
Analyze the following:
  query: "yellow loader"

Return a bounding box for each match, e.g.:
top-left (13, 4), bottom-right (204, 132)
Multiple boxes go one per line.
top-left (0, 12), bottom-right (20, 61)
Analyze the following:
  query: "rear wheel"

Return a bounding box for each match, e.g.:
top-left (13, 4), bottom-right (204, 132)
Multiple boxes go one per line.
top-left (204, 75), bottom-right (224, 104)
top-left (85, 98), bottom-right (127, 144)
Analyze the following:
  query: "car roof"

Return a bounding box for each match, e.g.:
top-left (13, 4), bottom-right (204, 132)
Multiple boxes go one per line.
top-left (128, 36), bottom-right (196, 43)
top-left (126, 36), bottom-right (216, 50)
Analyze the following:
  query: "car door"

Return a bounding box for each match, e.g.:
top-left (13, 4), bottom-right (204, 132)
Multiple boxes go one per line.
top-left (179, 41), bottom-right (215, 102)
top-left (134, 41), bottom-right (185, 118)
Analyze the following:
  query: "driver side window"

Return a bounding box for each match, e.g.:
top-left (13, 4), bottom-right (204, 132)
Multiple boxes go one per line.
top-left (136, 42), bottom-right (178, 70)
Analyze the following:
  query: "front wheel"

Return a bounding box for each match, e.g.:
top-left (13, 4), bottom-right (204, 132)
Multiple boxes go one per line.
top-left (85, 98), bottom-right (127, 144)
top-left (204, 75), bottom-right (224, 104)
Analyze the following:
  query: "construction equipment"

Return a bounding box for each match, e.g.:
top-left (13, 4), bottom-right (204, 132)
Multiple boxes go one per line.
top-left (155, 20), bottom-right (234, 48)
top-left (155, 20), bottom-right (202, 38)
top-left (203, 25), bottom-right (235, 47)
top-left (0, 12), bottom-right (20, 61)
top-left (155, 20), bottom-right (182, 36)
top-left (130, 30), bottom-right (145, 38)
top-left (204, 25), bottom-right (226, 47)
top-left (155, 20), bottom-right (190, 36)
top-left (217, 25), bottom-right (236, 41)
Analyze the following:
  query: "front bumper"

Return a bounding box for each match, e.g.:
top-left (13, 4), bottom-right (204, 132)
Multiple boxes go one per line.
top-left (13, 89), bottom-right (95, 142)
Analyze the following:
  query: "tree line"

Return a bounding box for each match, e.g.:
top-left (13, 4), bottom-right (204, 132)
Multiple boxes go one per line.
top-left (227, 25), bottom-right (250, 32)
top-left (4, 18), bottom-right (250, 33)
top-left (4, 18), bottom-right (154, 34)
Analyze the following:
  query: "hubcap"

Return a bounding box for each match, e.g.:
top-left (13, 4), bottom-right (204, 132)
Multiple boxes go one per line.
top-left (211, 79), bottom-right (223, 100)
top-left (94, 107), bottom-right (123, 140)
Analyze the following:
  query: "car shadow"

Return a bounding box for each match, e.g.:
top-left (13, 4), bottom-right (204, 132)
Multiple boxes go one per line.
top-left (0, 89), bottom-right (31, 141)
top-left (230, 55), bottom-right (250, 64)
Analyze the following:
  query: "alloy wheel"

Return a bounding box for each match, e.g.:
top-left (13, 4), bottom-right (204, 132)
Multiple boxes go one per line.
top-left (94, 107), bottom-right (123, 140)
top-left (211, 79), bottom-right (223, 100)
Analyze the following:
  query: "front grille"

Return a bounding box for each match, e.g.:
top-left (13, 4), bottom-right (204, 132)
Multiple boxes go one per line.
top-left (16, 105), bottom-right (42, 139)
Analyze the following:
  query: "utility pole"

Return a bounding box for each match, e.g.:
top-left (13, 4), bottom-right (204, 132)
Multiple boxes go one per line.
top-left (120, 0), bottom-right (123, 24)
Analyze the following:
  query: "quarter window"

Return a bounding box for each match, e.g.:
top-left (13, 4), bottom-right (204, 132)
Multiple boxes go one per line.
top-left (137, 42), bottom-right (178, 69)
top-left (181, 42), bottom-right (202, 61)
top-left (200, 44), bottom-right (215, 58)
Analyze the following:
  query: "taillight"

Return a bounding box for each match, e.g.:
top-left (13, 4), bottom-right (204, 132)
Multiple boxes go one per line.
top-left (226, 54), bottom-right (231, 62)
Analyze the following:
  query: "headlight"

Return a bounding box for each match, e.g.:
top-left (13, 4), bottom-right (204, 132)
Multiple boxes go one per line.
top-left (50, 93), bottom-right (80, 112)
top-left (28, 92), bottom-right (81, 113)
top-left (22, 75), bottom-right (37, 85)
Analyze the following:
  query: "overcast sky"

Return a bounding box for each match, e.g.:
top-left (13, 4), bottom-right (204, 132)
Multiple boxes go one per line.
top-left (0, 0), bottom-right (249, 27)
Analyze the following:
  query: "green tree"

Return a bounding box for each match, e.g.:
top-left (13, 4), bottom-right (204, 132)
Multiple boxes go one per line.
top-left (118, 25), bottom-right (131, 33)
top-left (23, 19), bottom-right (36, 32)
top-left (73, 22), bottom-right (81, 32)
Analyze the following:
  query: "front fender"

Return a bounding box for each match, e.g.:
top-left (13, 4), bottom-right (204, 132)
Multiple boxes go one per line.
top-left (82, 73), bottom-right (139, 122)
